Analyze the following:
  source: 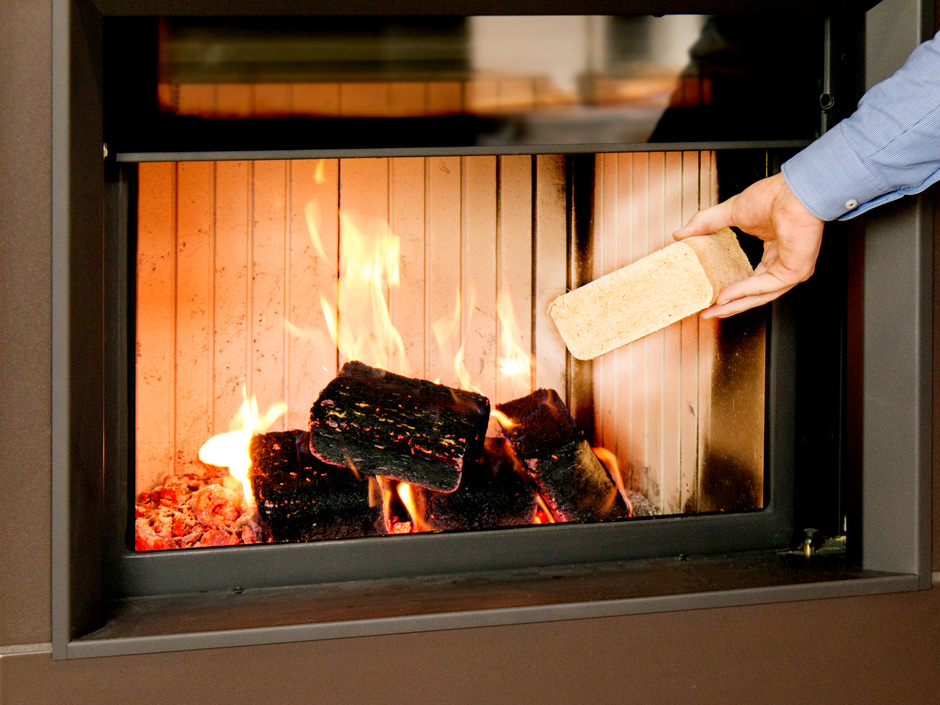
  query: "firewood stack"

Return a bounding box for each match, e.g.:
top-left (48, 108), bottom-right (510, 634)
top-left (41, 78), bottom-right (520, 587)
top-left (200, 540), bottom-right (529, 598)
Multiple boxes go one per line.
top-left (248, 361), bottom-right (630, 542)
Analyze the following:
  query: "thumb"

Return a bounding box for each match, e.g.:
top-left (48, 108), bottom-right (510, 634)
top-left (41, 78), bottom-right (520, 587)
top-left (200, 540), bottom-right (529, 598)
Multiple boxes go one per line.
top-left (673, 198), bottom-right (735, 241)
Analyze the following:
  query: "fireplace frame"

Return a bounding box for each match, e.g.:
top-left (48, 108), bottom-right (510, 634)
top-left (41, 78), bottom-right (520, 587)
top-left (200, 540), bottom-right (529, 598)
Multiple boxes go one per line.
top-left (52, 0), bottom-right (934, 660)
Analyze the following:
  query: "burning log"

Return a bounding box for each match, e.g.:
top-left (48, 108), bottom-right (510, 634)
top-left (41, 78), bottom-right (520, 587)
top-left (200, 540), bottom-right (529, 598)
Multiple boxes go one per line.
top-left (308, 361), bottom-right (490, 492)
top-left (249, 429), bottom-right (383, 542)
top-left (422, 437), bottom-right (539, 531)
top-left (496, 389), bottom-right (629, 523)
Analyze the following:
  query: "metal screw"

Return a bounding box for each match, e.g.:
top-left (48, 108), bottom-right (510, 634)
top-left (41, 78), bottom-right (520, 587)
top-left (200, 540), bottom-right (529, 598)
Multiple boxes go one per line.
top-left (802, 528), bottom-right (818, 556)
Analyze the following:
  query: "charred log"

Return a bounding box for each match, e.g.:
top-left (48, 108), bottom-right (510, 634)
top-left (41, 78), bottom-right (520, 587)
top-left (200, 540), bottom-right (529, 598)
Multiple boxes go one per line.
top-left (422, 437), bottom-right (538, 531)
top-left (308, 361), bottom-right (490, 492)
top-left (496, 389), bottom-right (628, 523)
top-left (249, 429), bottom-right (383, 542)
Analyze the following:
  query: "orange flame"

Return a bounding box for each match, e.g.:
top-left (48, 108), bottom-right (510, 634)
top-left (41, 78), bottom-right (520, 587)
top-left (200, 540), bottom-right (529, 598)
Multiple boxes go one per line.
top-left (397, 483), bottom-right (432, 533)
top-left (490, 408), bottom-right (516, 431)
top-left (534, 494), bottom-right (557, 523)
top-left (374, 477), bottom-right (398, 533)
top-left (496, 290), bottom-right (534, 400)
top-left (297, 200), bottom-right (537, 406)
top-left (592, 446), bottom-right (634, 518)
top-left (198, 387), bottom-right (287, 513)
top-left (314, 159), bottom-right (328, 185)
top-left (303, 200), bottom-right (329, 261)
top-left (432, 288), bottom-right (483, 395)
top-left (374, 477), bottom-right (430, 534)
top-left (303, 208), bottom-right (410, 375)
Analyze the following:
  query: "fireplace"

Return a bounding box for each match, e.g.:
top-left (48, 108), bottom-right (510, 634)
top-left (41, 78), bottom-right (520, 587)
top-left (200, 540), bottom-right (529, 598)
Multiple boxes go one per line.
top-left (51, 0), bottom-right (933, 660)
top-left (130, 150), bottom-right (766, 547)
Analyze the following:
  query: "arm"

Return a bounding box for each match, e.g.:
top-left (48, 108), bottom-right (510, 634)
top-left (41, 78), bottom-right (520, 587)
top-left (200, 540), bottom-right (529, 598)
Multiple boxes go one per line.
top-left (675, 30), bottom-right (940, 318)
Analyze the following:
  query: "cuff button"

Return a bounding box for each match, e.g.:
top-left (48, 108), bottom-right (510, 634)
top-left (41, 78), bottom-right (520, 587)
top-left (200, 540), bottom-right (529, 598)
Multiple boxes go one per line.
top-left (845, 199), bottom-right (859, 210)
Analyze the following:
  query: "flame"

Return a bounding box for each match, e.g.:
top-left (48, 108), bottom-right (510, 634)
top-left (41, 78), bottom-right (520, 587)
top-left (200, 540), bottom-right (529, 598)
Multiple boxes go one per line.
top-left (490, 408), bottom-right (516, 431)
top-left (317, 210), bottom-right (410, 375)
top-left (433, 288), bottom-right (536, 401)
top-left (452, 345), bottom-right (481, 395)
top-left (374, 476), bottom-right (400, 533)
top-left (197, 388), bottom-right (287, 513)
top-left (592, 446), bottom-right (634, 518)
top-left (298, 201), bottom-right (535, 404)
top-left (373, 477), bottom-right (431, 534)
top-left (303, 200), bottom-right (329, 261)
top-left (534, 494), bottom-right (557, 523)
top-left (432, 288), bottom-right (483, 395)
top-left (314, 159), bottom-right (327, 185)
top-left (496, 290), bottom-right (534, 399)
top-left (397, 483), bottom-right (432, 532)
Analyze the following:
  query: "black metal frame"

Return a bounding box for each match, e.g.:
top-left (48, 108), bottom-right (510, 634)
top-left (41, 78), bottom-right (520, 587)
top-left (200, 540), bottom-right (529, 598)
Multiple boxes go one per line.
top-left (52, 0), bottom-right (933, 660)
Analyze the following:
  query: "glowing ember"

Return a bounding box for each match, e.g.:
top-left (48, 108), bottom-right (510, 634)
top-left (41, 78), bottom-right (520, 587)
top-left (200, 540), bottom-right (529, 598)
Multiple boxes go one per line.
top-left (198, 387), bottom-right (287, 513)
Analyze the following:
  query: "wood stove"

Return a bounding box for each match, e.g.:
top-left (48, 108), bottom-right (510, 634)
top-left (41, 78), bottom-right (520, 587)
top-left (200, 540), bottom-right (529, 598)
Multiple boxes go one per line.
top-left (51, 0), bottom-right (934, 660)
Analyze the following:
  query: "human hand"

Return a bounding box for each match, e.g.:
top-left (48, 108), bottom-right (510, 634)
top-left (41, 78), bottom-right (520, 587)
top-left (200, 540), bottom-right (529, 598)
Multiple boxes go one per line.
top-left (673, 173), bottom-right (825, 318)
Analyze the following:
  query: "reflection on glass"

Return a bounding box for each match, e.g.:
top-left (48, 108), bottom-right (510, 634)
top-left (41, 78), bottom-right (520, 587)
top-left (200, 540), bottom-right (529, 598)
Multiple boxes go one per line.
top-left (154, 15), bottom-right (821, 150)
top-left (158, 16), bottom-right (709, 144)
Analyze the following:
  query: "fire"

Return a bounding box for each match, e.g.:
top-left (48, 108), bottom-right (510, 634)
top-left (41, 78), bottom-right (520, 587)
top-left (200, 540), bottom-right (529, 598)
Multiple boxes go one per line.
top-left (490, 408), bottom-right (516, 430)
top-left (197, 388), bottom-right (287, 513)
top-left (496, 290), bottom-right (534, 399)
top-left (373, 477), bottom-right (431, 534)
top-left (314, 158), bottom-right (328, 185)
top-left (592, 446), bottom-right (634, 518)
top-left (397, 483), bottom-right (432, 533)
top-left (303, 200), bottom-right (329, 261)
top-left (318, 210), bottom-right (410, 375)
top-left (300, 200), bottom-right (536, 402)
top-left (432, 288), bottom-right (483, 395)
top-left (533, 494), bottom-right (557, 524)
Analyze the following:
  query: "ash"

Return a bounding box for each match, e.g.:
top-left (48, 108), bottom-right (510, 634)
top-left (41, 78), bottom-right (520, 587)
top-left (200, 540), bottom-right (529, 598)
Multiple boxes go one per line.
top-left (134, 467), bottom-right (269, 551)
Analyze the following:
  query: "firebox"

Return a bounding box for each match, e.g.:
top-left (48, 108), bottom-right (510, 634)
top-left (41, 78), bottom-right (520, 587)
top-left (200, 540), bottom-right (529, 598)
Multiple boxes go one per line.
top-left (52, 0), bottom-right (933, 660)
top-left (116, 13), bottom-right (792, 587)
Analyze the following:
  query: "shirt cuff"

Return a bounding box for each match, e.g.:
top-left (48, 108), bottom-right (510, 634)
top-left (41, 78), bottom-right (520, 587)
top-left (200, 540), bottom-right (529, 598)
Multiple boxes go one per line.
top-left (781, 125), bottom-right (888, 221)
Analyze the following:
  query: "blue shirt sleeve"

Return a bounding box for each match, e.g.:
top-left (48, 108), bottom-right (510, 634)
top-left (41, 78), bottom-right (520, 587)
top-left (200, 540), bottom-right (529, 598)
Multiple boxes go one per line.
top-left (781, 30), bottom-right (940, 221)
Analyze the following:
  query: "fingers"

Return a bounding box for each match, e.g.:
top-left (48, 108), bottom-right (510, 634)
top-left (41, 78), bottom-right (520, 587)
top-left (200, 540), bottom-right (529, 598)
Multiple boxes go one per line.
top-left (701, 287), bottom-right (794, 319)
top-left (700, 268), bottom-right (802, 318)
top-left (720, 268), bottom-right (800, 303)
top-left (673, 198), bottom-right (735, 241)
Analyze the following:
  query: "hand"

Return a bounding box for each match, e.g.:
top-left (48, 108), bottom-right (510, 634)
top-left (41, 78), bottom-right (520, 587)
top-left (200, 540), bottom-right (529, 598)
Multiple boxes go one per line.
top-left (673, 173), bottom-right (825, 318)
